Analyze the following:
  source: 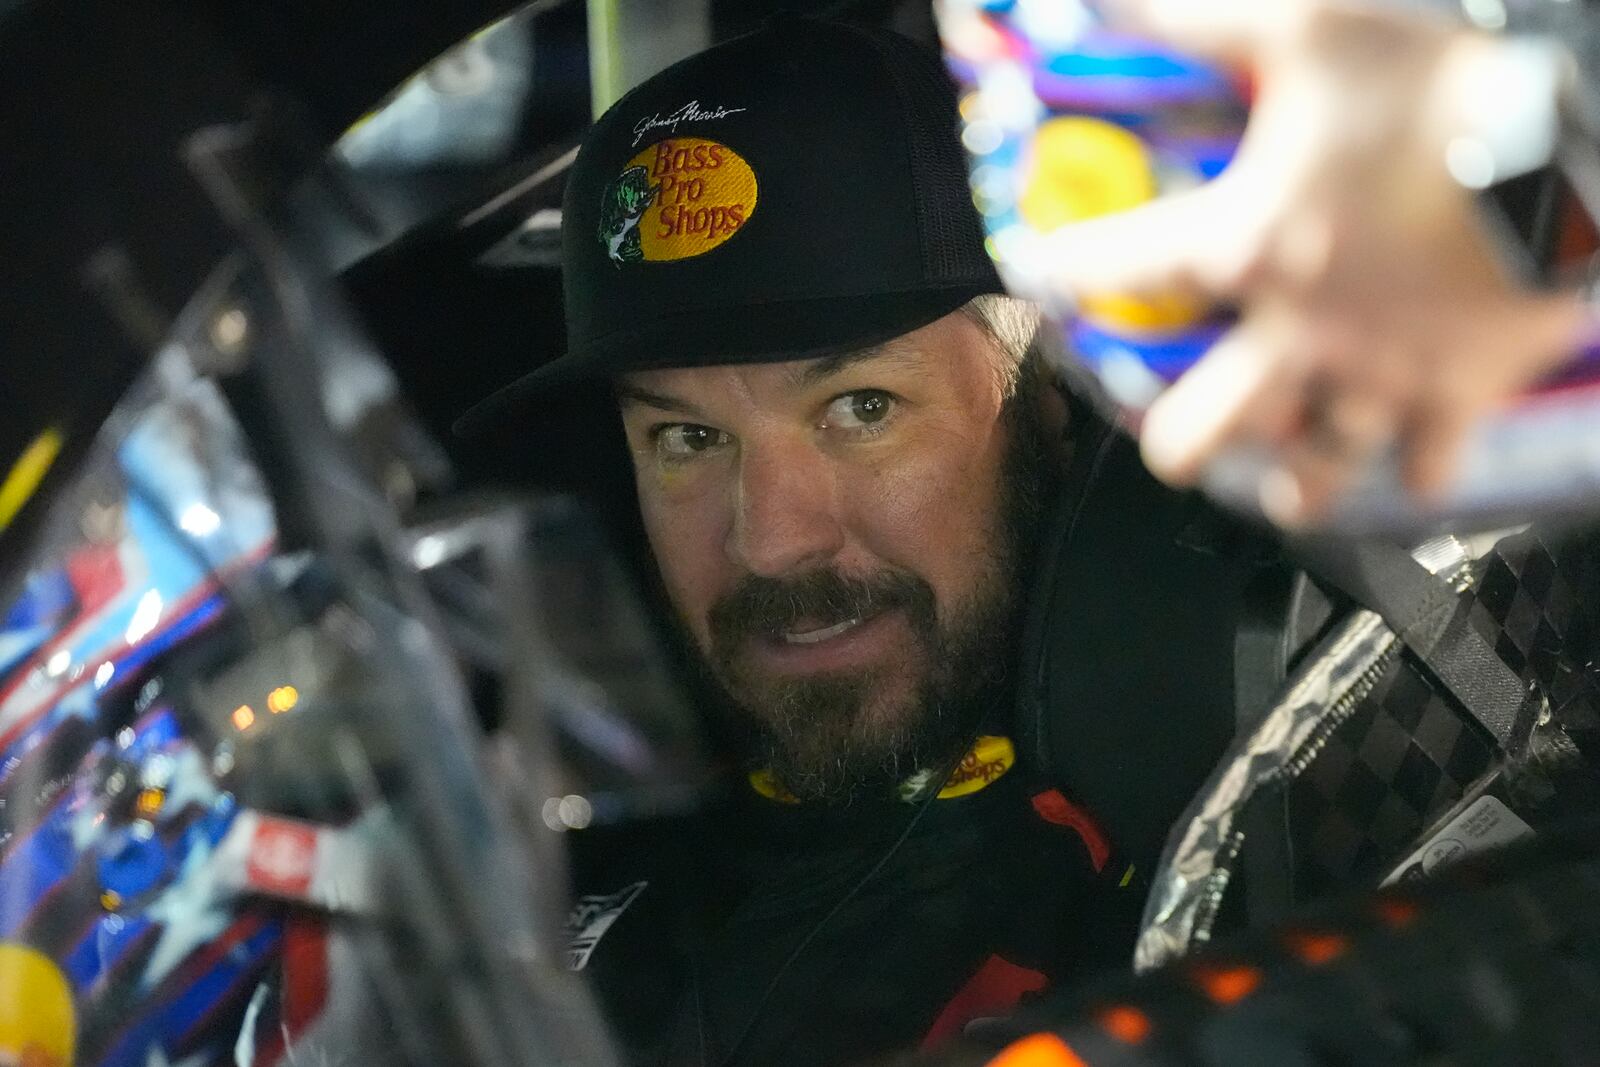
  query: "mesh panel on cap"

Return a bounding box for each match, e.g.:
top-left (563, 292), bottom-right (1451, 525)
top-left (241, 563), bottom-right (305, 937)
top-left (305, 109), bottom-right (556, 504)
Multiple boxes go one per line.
top-left (841, 22), bottom-right (994, 284)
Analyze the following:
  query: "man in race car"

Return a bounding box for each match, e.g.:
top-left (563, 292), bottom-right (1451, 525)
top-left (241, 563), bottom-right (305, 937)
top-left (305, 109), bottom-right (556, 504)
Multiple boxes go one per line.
top-left (459, 15), bottom-right (1251, 1067)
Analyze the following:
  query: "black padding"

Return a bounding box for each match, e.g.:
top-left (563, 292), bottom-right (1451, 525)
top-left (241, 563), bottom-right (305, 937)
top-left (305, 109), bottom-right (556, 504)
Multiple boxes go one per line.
top-left (1019, 422), bottom-right (1280, 876)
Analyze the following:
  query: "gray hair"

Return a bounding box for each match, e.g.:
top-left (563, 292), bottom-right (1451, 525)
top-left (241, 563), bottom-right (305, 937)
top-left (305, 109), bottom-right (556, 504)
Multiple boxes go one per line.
top-left (956, 293), bottom-right (1045, 400)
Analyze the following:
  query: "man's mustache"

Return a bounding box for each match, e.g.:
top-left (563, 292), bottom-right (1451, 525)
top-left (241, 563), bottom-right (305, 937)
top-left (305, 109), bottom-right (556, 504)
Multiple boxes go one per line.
top-left (707, 568), bottom-right (936, 655)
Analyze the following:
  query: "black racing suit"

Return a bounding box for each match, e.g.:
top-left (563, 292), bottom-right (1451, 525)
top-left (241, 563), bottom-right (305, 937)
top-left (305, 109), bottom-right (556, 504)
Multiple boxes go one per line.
top-left (565, 749), bottom-right (1144, 1067)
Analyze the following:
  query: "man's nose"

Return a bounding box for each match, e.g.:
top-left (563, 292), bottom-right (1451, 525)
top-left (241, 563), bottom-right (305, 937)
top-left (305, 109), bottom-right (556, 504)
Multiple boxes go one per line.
top-left (727, 441), bottom-right (846, 577)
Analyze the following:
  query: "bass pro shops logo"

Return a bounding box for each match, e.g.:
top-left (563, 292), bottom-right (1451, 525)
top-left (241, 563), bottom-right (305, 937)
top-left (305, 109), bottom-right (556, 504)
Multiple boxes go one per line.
top-left (598, 136), bottom-right (758, 266)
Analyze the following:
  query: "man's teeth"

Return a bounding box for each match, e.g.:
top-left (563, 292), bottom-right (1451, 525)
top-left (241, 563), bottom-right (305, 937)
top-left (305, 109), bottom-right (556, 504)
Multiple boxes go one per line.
top-left (781, 618), bottom-right (862, 645)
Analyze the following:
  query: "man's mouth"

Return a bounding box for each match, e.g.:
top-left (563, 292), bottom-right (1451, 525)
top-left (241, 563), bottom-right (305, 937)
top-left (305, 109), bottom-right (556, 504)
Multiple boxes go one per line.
top-left (708, 570), bottom-right (938, 682)
top-left (738, 609), bottom-right (907, 675)
top-left (781, 617), bottom-right (864, 645)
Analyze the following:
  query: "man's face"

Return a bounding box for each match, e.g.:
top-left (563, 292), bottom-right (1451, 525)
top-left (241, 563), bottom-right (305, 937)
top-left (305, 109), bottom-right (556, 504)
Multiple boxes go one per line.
top-left (617, 310), bottom-right (1043, 802)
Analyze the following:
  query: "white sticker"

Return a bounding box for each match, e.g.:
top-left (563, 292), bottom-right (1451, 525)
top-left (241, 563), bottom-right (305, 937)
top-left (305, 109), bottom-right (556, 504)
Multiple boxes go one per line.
top-left (566, 881), bottom-right (648, 971)
top-left (1381, 795), bottom-right (1534, 887)
top-left (212, 808), bottom-right (379, 914)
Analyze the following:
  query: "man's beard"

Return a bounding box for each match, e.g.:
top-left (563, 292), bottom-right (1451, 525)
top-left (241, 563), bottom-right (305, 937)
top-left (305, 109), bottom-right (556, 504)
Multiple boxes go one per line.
top-left (706, 565), bottom-right (1005, 804)
top-left (682, 364), bottom-right (1056, 806)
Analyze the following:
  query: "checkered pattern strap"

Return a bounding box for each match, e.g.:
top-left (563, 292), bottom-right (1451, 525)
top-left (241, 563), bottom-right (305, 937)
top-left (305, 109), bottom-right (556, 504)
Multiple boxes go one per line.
top-left (1284, 653), bottom-right (1498, 899)
top-left (1281, 532), bottom-right (1600, 901)
top-left (1292, 538), bottom-right (1541, 751)
top-left (1471, 534), bottom-right (1600, 765)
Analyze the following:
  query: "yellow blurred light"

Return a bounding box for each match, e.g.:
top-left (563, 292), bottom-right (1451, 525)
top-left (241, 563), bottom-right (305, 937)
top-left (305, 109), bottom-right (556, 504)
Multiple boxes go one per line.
top-left (0, 427), bottom-right (64, 534)
top-left (1020, 116), bottom-right (1156, 232)
top-left (135, 789), bottom-right (163, 816)
top-left (0, 943), bottom-right (77, 1065)
top-left (266, 686), bottom-right (299, 715)
top-left (1078, 291), bottom-right (1207, 334)
top-left (99, 890), bottom-right (122, 912)
top-left (232, 705), bottom-right (255, 731)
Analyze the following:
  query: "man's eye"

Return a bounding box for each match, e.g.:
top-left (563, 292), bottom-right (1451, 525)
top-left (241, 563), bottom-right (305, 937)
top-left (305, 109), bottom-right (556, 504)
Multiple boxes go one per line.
top-left (824, 390), bottom-right (895, 430)
top-left (655, 424), bottom-right (729, 457)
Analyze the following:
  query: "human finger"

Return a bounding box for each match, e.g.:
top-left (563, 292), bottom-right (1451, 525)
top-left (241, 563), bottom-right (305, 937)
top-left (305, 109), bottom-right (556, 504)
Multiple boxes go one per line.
top-left (1300, 379), bottom-right (1400, 463)
top-left (1262, 386), bottom-right (1403, 525)
top-left (1098, 0), bottom-right (1307, 62)
top-left (1038, 179), bottom-right (1248, 308)
top-left (1139, 318), bottom-right (1301, 485)
top-left (1392, 296), bottom-right (1590, 495)
top-left (1397, 399), bottom-right (1479, 500)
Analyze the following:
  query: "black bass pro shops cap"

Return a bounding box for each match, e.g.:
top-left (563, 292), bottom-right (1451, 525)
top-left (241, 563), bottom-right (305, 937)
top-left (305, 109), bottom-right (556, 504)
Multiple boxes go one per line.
top-left (455, 16), bottom-right (1004, 435)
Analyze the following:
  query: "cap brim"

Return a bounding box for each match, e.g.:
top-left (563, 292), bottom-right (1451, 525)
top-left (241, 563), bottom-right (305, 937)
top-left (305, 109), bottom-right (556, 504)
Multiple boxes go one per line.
top-left (452, 283), bottom-right (998, 438)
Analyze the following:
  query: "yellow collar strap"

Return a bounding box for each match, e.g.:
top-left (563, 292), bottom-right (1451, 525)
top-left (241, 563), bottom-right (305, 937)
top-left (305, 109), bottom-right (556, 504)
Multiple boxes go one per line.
top-left (749, 735), bottom-right (1016, 805)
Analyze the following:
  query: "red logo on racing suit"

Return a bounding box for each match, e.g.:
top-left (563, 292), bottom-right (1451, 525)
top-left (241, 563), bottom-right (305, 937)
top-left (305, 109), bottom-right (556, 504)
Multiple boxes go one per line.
top-left (247, 818), bottom-right (319, 896)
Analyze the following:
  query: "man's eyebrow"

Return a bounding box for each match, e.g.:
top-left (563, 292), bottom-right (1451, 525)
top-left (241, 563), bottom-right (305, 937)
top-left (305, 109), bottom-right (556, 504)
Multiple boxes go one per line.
top-left (613, 382), bottom-right (706, 419)
top-left (614, 343), bottom-right (925, 415)
top-left (788, 341), bottom-right (926, 389)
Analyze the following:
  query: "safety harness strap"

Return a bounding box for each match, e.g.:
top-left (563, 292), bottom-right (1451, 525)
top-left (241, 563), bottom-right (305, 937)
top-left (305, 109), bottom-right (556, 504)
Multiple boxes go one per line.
top-left (1290, 537), bottom-right (1542, 751)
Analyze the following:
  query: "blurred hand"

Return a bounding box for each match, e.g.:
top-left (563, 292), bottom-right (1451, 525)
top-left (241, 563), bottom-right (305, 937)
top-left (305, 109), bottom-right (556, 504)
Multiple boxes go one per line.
top-left (1044, 0), bottom-right (1590, 524)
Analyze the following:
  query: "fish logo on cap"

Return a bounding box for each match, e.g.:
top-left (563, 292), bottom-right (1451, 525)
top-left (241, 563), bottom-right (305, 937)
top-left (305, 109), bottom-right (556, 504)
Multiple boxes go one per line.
top-left (598, 136), bottom-right (758, 267)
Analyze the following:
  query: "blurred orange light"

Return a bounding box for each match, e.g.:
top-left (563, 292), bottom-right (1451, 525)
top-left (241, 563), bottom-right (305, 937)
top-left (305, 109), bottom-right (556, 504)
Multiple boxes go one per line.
top-left (267, 686), bottom-right (299, 714)
top-left (1096, 1004), bottom-right (1152, 1045)
top-left (1284, 929), bottom-right (1349, 966)
top-left (1374, 896), bottom-right (1420, 928)
top-left (232, 705), bottom-right (255, 731)
top-left (1192, 963), bottom-right (1262, 1006)
top-left (135, 789), bottom-right (163, 816)
top-left (986, 1033), bottom-right (1088, 1067)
